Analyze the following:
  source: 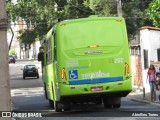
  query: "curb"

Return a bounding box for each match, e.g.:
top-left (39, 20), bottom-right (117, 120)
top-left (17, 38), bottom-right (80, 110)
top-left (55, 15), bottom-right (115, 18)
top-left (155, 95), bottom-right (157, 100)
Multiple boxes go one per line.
top-left (130, 98), bottom-right (160, 106)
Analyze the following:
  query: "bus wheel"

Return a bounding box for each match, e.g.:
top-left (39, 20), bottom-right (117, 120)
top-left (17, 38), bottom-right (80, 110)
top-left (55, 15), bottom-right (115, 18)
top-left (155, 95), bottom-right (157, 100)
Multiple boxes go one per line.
top-left (95, 98), bottom-right (102, 105)
top-left (103, 97), bottom-right (112, 108)
top-left (113, 103), bottom-right (121, 108)
top-left (54, 101), bottom-right (62, 112)
top-left (44, 85), bottom-right (48, 99)
top-left (63, 102), bottom-right (71, 111)
top-left (63, 108), bottom-right (71, 111)
top-left (104, 104), bottom-right (112, 108)
top-left (49, 100), bottom-right (54, 108)
top-left (113, 97), bottom-right (121, 108)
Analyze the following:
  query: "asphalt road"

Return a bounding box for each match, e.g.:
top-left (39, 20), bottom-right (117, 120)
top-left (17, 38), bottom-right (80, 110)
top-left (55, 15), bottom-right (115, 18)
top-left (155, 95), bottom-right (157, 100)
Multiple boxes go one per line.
top-left (9, 60), bottom-right (160, 120)
top-left (12, 92), bottom-right (160, 119)
top-left (9, 60), bottom-right (43, 89)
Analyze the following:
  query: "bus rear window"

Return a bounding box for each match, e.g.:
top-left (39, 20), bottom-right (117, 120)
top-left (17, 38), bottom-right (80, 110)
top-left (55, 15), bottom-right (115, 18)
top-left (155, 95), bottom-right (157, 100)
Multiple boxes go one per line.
top-left (59, 19), bottom-right (125, 50)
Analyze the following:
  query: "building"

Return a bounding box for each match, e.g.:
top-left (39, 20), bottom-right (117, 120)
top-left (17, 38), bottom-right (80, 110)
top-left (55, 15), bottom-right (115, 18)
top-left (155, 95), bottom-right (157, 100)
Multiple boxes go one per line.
top-left (140, 26), bottom-right (160, 92)
top-left (130, 26), bottom-right (160, 92)
top-left (130, 31), bottom-right (142, 90)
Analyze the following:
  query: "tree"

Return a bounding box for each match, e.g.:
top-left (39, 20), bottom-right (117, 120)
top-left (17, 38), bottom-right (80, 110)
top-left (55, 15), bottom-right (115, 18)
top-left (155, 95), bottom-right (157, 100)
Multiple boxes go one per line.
top-left (84, 0), bottom-right (152, 40)
top-left (6, 0), bottom-right (93, 44)
top-left (145, 0), bottom-right (160, 27)
top-left (122, 0), bottom-right (152, 39)
top-left (0, 0), bottom-right (11, 117)
top-left (7, 0), bottom-right (56, 44)
top-left (84, 0), bottom-right (117, 16)
top-left (18, 29), bottom-right (37, 51)
top-left (7, 0), bottom-right (153, 42)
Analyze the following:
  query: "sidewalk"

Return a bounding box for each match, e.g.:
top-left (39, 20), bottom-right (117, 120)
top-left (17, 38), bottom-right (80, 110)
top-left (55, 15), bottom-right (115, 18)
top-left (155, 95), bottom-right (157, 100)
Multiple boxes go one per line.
top-left (127, 89), bottom-right (160, 106)
top-left (16, 59), bottom-right (39, 62)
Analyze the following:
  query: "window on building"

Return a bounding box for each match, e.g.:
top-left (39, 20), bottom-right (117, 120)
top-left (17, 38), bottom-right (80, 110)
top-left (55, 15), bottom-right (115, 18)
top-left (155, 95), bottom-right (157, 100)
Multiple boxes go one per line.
top-left (143, 49), bottom-right (148, 69)
top-left (157, 49), bottom-right (160, 61)
top-left (130, 47), bottom-right (141, 56)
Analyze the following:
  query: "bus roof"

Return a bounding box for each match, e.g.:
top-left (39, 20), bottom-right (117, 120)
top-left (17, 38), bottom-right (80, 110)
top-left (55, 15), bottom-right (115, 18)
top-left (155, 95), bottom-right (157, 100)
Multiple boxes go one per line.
top-left (57, 17), bottom-right (124, 26)
top-left (42, 16), bottom-right (125, 44)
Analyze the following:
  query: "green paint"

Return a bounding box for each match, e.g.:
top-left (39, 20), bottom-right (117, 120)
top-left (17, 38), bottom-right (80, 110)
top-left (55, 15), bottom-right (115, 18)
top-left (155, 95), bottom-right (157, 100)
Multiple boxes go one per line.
top-left (42, 17), bottom-right (132, 104)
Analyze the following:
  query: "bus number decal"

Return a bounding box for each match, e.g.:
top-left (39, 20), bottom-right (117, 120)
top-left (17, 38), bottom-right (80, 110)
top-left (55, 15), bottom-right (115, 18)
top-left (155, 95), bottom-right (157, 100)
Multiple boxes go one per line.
top-left (66, 60), bottom-right (79, 68)
top-left (114, 58), bottom-right (123, 63)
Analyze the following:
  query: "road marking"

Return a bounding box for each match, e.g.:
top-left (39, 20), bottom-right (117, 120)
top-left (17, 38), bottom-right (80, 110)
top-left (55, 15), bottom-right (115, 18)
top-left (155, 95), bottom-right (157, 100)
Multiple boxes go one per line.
top-left (11, 92), bottom-right (44, 96)
top-left (11, 87), bottom-right (44, 96)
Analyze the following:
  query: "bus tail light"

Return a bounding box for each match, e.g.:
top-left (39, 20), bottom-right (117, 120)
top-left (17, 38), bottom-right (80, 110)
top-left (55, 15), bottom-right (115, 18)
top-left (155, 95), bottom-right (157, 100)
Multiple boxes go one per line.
top-left (116, 20), bottom-right (122, 22)
top-left (61, 68), bottom-right (67, 81)
top-left (60, 24), bottom-right (66, 27)
top-left (124, 62), bottom-right (131, 80)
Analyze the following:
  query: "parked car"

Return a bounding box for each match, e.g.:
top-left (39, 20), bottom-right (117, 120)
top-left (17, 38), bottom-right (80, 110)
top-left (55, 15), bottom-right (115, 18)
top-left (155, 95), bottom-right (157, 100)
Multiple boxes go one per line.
top-left (22, 65), bottom-right (39, 79)
top-left (9, 55), bottom-right (16, 63)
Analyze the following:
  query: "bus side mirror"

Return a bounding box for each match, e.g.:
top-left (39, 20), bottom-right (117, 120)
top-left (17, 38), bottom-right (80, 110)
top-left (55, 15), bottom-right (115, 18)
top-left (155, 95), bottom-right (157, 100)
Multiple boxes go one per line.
top-left (38, 52), bottom-right (44, 61)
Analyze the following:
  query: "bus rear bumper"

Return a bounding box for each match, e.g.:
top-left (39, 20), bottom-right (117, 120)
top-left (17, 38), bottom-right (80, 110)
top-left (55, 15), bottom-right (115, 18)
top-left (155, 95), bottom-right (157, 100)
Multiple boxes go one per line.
top-left (59, 79), bottom-right (132, 98)
top-left (59, 90), bottom-right (131, 104)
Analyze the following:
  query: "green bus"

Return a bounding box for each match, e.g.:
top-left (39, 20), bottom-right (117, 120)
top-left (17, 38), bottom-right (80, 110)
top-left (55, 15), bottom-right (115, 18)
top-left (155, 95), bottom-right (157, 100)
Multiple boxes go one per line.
top-left (38, 16), bottom-right (132, 112)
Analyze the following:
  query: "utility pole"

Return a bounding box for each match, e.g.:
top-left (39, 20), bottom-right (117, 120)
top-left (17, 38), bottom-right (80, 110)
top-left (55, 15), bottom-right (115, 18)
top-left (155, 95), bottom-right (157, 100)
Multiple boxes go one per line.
top-left (116, 0), bottom-right (123, 17)
top-left (0, 0), bottom-right (11, 119)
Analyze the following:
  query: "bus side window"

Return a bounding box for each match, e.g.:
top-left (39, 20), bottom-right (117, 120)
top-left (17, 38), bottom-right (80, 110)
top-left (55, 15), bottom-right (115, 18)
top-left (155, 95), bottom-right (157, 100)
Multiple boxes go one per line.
top-left (54, 33), bottom-right (57, 61)
top-left (46, 38), bottom-right (52, 64)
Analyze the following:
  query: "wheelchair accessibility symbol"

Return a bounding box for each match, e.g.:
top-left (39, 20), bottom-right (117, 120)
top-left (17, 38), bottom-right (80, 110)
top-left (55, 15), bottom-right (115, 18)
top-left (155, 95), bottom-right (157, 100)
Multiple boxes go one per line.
top-left (69, 70), bottom-right (78, 79)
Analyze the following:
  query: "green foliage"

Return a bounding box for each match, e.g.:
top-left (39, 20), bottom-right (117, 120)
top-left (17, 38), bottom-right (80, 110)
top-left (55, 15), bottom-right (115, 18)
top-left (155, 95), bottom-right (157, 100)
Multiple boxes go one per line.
top-left (122, 0), bottom-right (152, 39)
top-left (84, 0), bottom-right (117, 16)
top-left (7, 0), bottom-right (56, 45)
top-left (6, 0), bottom-right (153, 43)
top-left (146, 0), bottom-right (160, 27)
top-left (9, 49), bottom-right (16, 55)
top-left (19, 29), bottom-right (36, 45)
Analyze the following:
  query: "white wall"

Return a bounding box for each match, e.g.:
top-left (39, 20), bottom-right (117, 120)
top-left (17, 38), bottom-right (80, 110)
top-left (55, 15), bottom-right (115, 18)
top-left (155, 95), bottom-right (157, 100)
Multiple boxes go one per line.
top-left (140, 28), bottom-right (160, 92)
top-left (148, 30), bottom-right (160, 61)
top-left (35, 41), bottom-right (41, 57)
top-left (29, 41), bottom-right (41, 59)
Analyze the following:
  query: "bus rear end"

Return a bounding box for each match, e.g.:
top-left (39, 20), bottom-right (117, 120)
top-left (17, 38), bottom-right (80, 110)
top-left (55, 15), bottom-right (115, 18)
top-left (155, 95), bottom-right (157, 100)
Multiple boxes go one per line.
top-left (56, 17), bottom-right (132, 109)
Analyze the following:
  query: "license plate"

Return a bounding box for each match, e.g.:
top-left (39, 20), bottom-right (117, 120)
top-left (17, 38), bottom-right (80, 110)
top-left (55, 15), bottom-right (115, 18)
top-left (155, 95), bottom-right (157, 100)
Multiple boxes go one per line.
top-left (28, 71), bottom-right (33, 73)
top-left (91, 86), bottom-right (103, 92)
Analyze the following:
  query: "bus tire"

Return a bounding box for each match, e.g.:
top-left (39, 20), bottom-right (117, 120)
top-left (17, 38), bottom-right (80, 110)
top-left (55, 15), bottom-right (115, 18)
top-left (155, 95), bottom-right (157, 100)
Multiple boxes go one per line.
top-left (95, 98), bottom-right (102, 105)
top-left (104, 104), bottom-right (112, 108)
top-left (49, 100), bottom-right (54, 108)
top-left (63, 102), bottom-right (71, 111)
top-left (63, 108), bottom-right (71, 111)
top-left (54, 101), bottom-right (62, 112)
top-left (44, 84), bottom-right (48, 99)
top-left (113, 97), bottom-right (121, 108)
top-left (113, 103), bottom-right (121, 108)
top-left (103, 97), bottom-right (112, 108)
